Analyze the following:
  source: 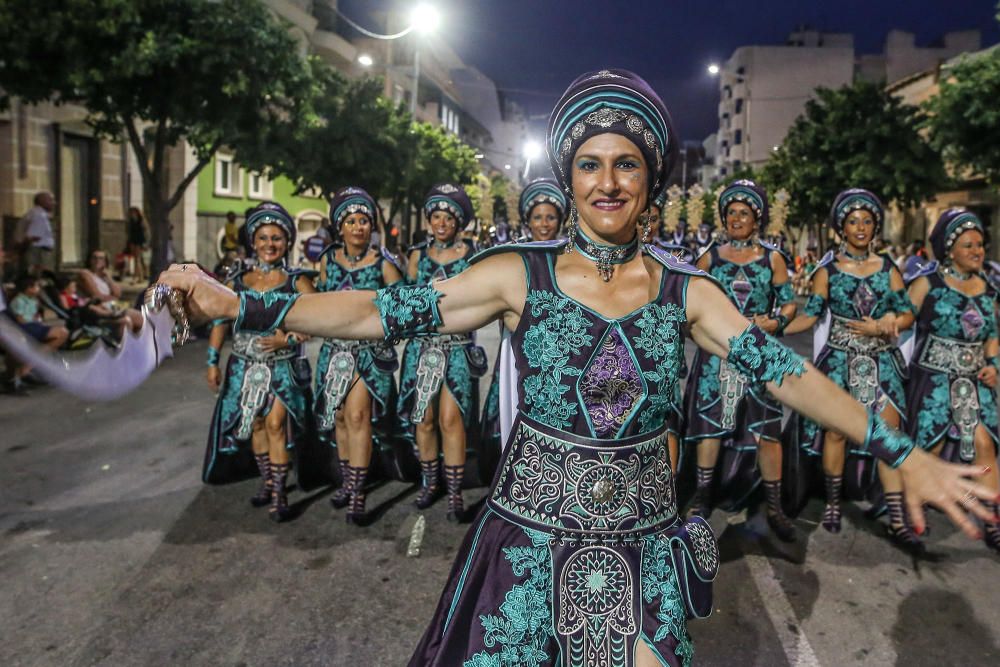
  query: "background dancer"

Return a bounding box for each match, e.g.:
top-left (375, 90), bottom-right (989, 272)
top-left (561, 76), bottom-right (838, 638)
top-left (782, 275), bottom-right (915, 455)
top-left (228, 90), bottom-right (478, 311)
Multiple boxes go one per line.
top-left (684, 179), bottom-right (799, 541)
top-left (203, 202), bottom-right (319, 522)
top-left (398, 184), bottom-right (486, 522)
top-left (153, 68), bottom-right (999, 667)
top-left (785, 189), bottom-right (920, 550)
top-left (905, 208), bottom-right (1000, 554)
top-left (314, 187), bottom-right (405, 524)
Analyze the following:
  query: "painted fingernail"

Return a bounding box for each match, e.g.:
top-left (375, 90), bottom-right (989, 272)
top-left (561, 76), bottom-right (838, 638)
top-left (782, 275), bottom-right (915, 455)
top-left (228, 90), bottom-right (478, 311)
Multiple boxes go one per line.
top-left (914, 525), bottom-right (924, 536)
top-left (983, 466), bottom-right (992, 474)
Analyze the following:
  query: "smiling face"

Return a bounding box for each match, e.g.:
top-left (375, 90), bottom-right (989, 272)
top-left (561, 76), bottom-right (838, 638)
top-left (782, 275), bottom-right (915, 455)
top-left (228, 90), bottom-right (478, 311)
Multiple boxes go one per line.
top-left (724, 201), bottom-right (756, 241)
top-left (949, 228), bottom-right (985, 273)
top-left (528, 202), bottom-right (560, 241)
top-left (842, 209), bottom-right (876, 251)
top-left (570, 133), bottom-right (648, 244)
top-left (253, 224), bottom-right (288, 264)
top-left (429, 210), bottom-right (458, 243)
top-left (340, 212), bottom-right (372, 248)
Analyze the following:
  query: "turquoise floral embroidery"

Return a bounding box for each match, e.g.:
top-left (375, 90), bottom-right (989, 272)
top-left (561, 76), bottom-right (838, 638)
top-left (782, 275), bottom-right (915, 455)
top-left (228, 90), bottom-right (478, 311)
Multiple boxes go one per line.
top-left (916, 378), bottom-right (952, 446)
top-left (374, 284), bottom-right (443, 338)
top-left (865, 413), bottom-right (914, 467)
top-left (418, 253), bottom-right (470, 285)
top-left (728, 326), bottom-right (805, 387)
top-left (887, 288), bottom-right (916, 316)
top-left (828, 269), bottom-right (892, 319)
top-left (775, 282), bottom-right (796, 306)
top-left (634, 303), bottom-right (687, 433)
top-left (446, 345), bottom-right (475, 426)
top-left (803, 294), bottom-right (827, 318)
top-left (711, 259), bottom-right (772, 315)
top-left (465, 528), bottom-right (553, 667)
top-left (695, 355), bottom-right (721, 403)
top-left (641, 535), bottom-right (694, 666)
top-left (520, 291), bottom-right (593, 429)
top-left (930, 287), bottom-right (967, 339)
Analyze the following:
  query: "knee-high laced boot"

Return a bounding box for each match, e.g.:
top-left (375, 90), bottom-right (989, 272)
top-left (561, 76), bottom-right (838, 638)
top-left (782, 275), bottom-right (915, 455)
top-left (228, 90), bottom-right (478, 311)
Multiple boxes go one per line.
top-left (269, 462), bottom-right (292, 523)
top-left (330, 457), bottom-right (351, 509)
top-left (345, 465), bottom-right (369, 525)
top-left (763, 480), bottom-right (796, 542)
top-left (250, 453), bottom-right (272, 508)
top-left (688, 466), bottom-right (715, 518)
top-left (822, 474), bottom-right (843, 534)
top-left (444, 464), bottom-right (465, 523)
top-left (984, 502), bottom-right (1000, 554)
top-left (415, 459), bottom-right (442, 510)
top-left (884, 491), bottom-right (924, 554)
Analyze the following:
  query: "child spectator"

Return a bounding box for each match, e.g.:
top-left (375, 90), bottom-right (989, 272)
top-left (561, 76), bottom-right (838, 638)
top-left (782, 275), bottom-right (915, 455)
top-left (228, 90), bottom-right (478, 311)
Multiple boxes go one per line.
top-left (4, 275), bottom-right (68, 394)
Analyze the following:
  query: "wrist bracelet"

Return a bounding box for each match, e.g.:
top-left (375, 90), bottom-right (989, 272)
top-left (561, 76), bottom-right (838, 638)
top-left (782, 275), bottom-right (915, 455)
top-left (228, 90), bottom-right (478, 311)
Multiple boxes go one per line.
top-left (990, 356), bottom-right (1000, 373)
top-left (286, 333), bottom-right (299, 347)
top-left (207, 347), bottom-right (220, 367)
top-left (864, 412), bottom-right (914, 468)
top-left (235, 291), bottom-right (299, 333)
top-left (773, 313), bottom-right (789, 334)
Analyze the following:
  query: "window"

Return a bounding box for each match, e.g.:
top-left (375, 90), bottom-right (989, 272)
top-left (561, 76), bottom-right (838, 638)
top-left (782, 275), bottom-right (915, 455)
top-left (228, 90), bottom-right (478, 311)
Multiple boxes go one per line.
top-left (214, 153), bottom-right (242, 197)
top-left (724, 85), bottom-right (732, 99)
top-left (248, 171), bottom-right (273, 200)
top-left (733, 160), bottom-right (742, 168)
top-left (720, 167), bottom-right (728, 176)
top-left (734, 98), bottom-right (743, 114)
top-left (734, 130), bottom-right (742, 145)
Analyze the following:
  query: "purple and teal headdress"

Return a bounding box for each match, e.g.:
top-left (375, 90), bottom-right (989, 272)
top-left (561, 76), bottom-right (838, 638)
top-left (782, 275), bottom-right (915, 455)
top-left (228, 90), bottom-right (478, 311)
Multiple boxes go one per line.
top-left (423, 183), bottom-right (474, 227)
top-left (653, 189), bottom-right (667, 210)
top-left (547, 69), bottom-right (677, 204)
top-left (930, 207), bottom-right (986, 261)
top-left (518, 178), bottom-right (567, 223)
top-left (830, 188), bottom-right (884, 235)
top-left (329, 186), bottom-right (376, 230)
top-left (718, 179), bottom-right (768, 227)
top-left (245, 201), bottom-right (296, 256)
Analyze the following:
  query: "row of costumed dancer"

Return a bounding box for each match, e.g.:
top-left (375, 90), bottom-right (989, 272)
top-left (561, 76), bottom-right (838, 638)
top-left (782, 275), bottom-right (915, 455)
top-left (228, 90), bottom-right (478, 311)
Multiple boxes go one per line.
top-left (160, 68), bottom-right (999, 667)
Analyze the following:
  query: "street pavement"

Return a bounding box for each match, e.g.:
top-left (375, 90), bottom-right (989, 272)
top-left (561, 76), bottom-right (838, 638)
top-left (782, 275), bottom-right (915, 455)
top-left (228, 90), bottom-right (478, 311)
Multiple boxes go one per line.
top-left (2, 326), bottom-right (1000, 666)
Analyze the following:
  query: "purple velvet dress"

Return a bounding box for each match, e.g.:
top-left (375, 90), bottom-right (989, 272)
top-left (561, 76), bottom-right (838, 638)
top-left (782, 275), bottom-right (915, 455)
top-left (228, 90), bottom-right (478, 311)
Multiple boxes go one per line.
top-left (408, 242), bottom-right (719, 667)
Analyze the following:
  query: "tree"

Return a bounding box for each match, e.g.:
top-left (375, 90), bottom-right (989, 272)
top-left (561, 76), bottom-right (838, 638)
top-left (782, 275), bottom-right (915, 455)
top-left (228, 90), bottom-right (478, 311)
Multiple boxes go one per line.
top-left (762, 81), bottom-right (945, 243)
top-left (925, 46), bottom-right (1000, 187)
top-left (0, 0), bottom-right (316, 273)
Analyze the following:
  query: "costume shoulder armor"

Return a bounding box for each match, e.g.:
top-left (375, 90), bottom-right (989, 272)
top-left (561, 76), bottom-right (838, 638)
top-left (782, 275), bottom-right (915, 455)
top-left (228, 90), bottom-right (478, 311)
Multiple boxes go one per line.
top-left (694, 239), bottom-right (717, 263)
top-left (286, 267), bottom-right (318, 280)
top-left (379, 246), bottom-right (405, 273)
top-left (409, 240), bottom-right (429, 252)
top-left (759, 239), bottom-right (791, 264)
top-left (644, 243), bottom-right (711, 277)
top-left (469, 239), bottom-right (567, 265)
top-left (808, 250), bottom-right (836, 279)
top-left (904, 259), bottom-right (937, 285)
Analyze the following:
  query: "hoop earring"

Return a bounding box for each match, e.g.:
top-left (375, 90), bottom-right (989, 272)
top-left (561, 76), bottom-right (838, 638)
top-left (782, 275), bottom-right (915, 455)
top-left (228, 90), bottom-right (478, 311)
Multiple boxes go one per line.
top-left (564, 202), bottom-right (578, 253)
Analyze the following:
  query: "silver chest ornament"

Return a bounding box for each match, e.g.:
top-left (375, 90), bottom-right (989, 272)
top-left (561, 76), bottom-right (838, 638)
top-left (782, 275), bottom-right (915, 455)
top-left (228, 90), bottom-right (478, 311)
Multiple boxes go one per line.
top-left (317, 347), bottom-right (357, 431)
top-left (235, 362), bottom-right (272, 440)
top-left (411, 344), bottom-right (447, 423)
top-left (950, 377), bottom-right (980, 462)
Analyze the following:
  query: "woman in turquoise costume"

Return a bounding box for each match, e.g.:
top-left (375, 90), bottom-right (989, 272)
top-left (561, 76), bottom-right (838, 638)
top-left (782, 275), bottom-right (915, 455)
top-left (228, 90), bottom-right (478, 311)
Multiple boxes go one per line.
top-left (904, 208), bottom-right (1000, 553)
top-left (398, 184), bottom-right (486, 522)
top-left (203, 202), bottom-right (319, 522)
top-left (683, 179), bottom-right (799, 541)
top-left (160, 69), bottom-right (997, 667)
top-left (784, 189), bottom-right (921, 550)
top-left (479, 178), bottom-right (567, 461)
top-left (314, 187), bottom-right (405, 524)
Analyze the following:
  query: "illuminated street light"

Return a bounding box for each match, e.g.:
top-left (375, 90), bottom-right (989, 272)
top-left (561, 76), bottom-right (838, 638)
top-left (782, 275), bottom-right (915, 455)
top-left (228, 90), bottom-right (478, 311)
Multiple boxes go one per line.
top-left (504, 164), bottom-right (511, 170)
top-left (410, 4), bottom-right (441, 33)
top-left (357, 54), bottom-right (373, 67)
top-left (707, 63), bottom-right (720, 76)
top-left (522, 140), bottom-right (542, 180)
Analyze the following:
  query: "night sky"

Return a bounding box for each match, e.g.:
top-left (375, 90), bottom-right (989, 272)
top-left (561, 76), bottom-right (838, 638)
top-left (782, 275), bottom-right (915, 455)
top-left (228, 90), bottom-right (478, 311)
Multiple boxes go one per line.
top-left (342, 0), bottom-right (999, 143)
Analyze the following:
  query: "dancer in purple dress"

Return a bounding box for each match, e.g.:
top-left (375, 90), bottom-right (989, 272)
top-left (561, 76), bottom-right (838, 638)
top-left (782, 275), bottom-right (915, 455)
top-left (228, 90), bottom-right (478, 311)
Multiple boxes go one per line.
top-left (157, 70), bottom-right (998, 667)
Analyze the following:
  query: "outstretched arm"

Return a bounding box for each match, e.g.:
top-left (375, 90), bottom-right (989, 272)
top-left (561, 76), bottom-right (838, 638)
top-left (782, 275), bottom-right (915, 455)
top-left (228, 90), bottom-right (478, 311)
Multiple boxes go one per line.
top-left (685, 276), bottom-right (998, 537)
top-left (155, 252), bottom-right (526, 342)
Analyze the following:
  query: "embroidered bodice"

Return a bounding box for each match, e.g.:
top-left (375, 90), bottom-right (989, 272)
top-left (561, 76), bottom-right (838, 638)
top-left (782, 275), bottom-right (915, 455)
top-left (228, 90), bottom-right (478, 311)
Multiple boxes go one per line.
top-left (825, 257), bottom-right (899, 320)
top-left (708, 245), bottom-right (786, 316)
top-left (509, 245), bottom-right (692, 439)
top-left (916, 272), bottom-right (998, 344)
top-left (414, 240), bottom-right (475, 284)
top-left (316, 247), bottom-right (387, 292)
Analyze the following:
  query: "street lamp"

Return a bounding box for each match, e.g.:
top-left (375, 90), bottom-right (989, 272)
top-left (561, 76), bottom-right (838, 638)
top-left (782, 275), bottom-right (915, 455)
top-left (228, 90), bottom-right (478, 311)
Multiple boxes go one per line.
top-left (409, 4), bottom-right (441, 115)
top-left (522, 140), bottom-right (541, 180)
top-left (357, 53), bottom-right (373, 67)
top-left (707, 63), bottom-right (720, 76)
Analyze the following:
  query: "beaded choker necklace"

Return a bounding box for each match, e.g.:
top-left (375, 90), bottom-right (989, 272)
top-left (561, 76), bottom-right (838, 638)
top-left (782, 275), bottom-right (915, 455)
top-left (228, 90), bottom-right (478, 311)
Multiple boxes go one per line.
top-left (432, 238), bottom-right (457, 251)
top-left (840, 244), bottom-right (869, 264)
top-left (942, 265), bottom-right (974, 281)
top-left (345, 246), bottom-right (368, 268)
top-left (728, 237), bottom-right (755, 250)
top-left (256, 259), bottom-right (283, 274)
top-left (572, 226), bottom-right (639, 282)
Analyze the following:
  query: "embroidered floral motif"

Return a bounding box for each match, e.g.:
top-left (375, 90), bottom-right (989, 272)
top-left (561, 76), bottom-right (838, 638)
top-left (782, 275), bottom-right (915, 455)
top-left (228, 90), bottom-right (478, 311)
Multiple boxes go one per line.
top-left (465, 529), bottom-right (554, 667)
top-left (520, 291), bottom-right (594, 429)
top-left (632, 303), bottom-right (686, 434)
top-left (641, 535), bottom-right (694, 666)
top-left (374, 284), bottom-right (443, 339)
top-left (727, 325), bottom-right (806, 388)
top-left (865, 413), bottom-right (914, 467)
top-left (774, 282), bottom-right (796, 307)
top-left (803, 294), bottom-right (827, 318)
top-left (579, 328), bottom-right (644, 438)
top-left (711, 258), bottom-right (772, 316)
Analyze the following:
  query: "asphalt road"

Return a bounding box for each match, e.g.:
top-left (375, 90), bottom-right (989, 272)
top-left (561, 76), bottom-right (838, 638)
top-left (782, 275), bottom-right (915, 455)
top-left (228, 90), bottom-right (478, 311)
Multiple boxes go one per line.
top-left (2, 327), bottom-right (999, 666)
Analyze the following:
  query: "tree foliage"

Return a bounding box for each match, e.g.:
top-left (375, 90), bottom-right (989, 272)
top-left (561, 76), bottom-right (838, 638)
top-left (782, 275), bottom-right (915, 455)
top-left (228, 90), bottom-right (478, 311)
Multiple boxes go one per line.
top-left (0, 0), bottom-right (315, 272)
top-left (925, 46), bottom-right (1000, 187)
top-left (762, 81), bottom-right (945, 228)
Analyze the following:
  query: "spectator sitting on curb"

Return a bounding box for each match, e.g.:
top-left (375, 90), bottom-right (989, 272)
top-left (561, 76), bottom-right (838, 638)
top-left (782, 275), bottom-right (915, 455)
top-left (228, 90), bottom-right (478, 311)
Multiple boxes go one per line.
top-left (4, 275), bottom-right (68, 394)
